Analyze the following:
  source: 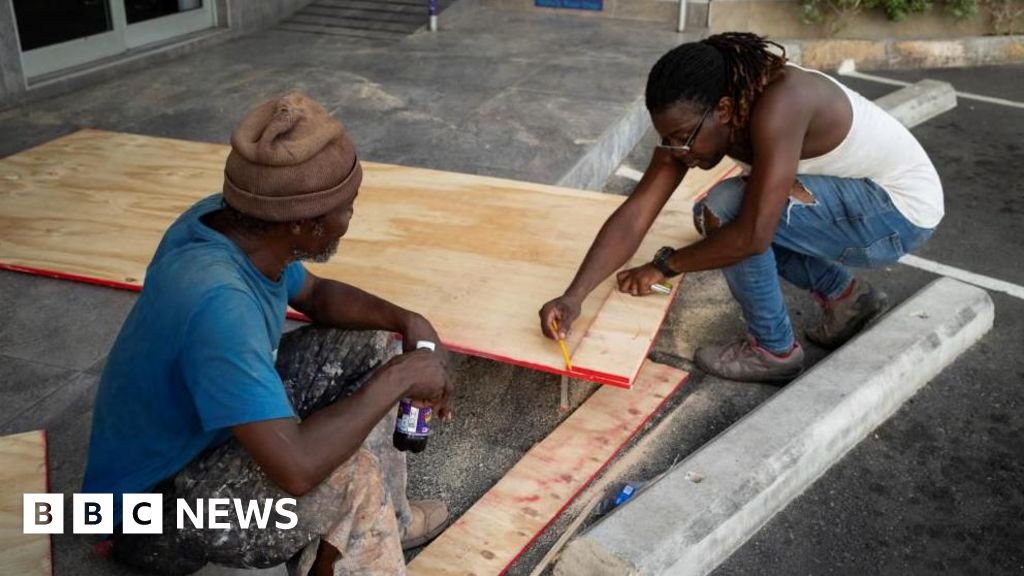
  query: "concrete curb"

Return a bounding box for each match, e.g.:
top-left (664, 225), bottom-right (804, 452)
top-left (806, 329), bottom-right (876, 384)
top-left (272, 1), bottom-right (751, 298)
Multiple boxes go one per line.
top-left (558, 96), bottom-right (650, 191)
top-left (554, 277), bottom-right (995, 576)
top-left (780, 35), bottom-right (1024, 72)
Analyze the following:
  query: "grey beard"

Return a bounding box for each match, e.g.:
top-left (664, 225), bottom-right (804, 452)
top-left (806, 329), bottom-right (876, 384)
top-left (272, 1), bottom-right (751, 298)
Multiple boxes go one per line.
top-left (293, 237), bottom-right (340, 263)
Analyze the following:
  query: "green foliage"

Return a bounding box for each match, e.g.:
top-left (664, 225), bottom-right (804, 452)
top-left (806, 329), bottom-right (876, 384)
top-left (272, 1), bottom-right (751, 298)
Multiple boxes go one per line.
top-left (946, 0), bottom-right (980, 20)
top-left (874, 0), bottom-right (932, 20)
top-left (798, 0), bottom-right (984, 34)
top-left (798, 0), bottom-right (867, 34)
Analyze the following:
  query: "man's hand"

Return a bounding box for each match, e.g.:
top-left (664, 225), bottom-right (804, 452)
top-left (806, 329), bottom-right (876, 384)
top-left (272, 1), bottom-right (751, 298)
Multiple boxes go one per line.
top-left (394, 314), bottom-right (455, 421)
top-left (235, 346), bottom-right (450, 496)
top-left (377, 349), bottom-right (447, 401)
top-left (616, 264), bottom-right (666, 297)
top-left (539, 295), bottom-right (582, 340)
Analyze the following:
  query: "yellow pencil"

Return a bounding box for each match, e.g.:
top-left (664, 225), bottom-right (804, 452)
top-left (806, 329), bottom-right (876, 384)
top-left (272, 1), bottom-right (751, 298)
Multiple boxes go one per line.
top-left (551, 320), bottom-right (573, 371)
top-left (651, 281), bottom-right (673, 295)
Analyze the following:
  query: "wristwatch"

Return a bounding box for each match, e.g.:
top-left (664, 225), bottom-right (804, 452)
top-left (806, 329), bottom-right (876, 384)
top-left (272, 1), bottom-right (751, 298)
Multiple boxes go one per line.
top-left (652, 246), bottom-right (681, 278)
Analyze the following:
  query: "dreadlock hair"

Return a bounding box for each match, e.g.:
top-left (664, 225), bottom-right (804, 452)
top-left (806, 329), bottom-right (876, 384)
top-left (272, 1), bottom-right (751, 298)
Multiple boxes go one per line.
top-left (645, 32), bottom-right (787, 130)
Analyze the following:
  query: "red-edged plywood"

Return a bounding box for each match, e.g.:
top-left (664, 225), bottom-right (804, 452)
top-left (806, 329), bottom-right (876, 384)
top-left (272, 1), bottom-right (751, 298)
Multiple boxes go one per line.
top-left (407, 361), bottom-right (687, 575)
top-left (0, 129), bottom-right (735, 386)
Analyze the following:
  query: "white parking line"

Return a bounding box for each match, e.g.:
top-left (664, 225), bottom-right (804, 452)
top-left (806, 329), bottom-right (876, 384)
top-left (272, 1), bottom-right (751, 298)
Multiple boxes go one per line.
top-left (900, 254), bottom-right (1024, 300)
top-left (837, 59), bottom-right (1024, 110)
top-left (615, 165), bottom-right (645, 182)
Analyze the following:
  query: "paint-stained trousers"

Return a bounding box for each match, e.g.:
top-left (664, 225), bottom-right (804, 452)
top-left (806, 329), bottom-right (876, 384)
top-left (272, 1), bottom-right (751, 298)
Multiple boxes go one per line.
top-left (110, 327), bottom-right (410, 576)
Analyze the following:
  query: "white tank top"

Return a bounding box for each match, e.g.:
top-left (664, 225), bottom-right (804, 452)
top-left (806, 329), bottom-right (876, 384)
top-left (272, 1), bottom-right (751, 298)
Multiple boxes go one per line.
top-left (733, 64), bottom-right (944, 229)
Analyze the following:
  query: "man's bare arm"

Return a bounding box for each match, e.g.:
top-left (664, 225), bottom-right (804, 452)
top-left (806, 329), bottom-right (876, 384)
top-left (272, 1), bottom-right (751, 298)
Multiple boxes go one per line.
top-left (232, 349), bottom-right (445, 496)
top-left (539, 150), bottom-right (686, 338)
top-left (664, 88), bottom-right (814, 273)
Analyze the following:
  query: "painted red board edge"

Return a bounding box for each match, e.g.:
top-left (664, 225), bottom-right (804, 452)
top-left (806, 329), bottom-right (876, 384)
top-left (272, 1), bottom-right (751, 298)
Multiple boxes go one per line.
top-left (0, 264), bottom-right (635, 387)
top-left (0, 264), bottom-right (144, 293)
top-left (483, 166), bottom-right (738, 570)
top-left (1, 165), bottom-right (737, 389)
top-left (444, 343), bottom-right (632, 389)
top-left (289, 307), bottom-right (632, 388)
top-left (555, 163), bottom-right (740, 387)
top-left (499, 370), bottom-right (689, 574)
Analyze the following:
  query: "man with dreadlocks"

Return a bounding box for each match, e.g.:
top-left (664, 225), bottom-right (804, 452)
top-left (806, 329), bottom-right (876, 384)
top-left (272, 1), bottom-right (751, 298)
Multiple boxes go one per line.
top-left (539, 32), bottom-right (942, 383)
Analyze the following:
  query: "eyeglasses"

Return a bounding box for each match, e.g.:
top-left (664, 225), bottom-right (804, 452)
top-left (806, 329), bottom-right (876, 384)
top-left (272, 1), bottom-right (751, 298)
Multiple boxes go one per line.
top-left (656, 105), bottom-right (712, 155)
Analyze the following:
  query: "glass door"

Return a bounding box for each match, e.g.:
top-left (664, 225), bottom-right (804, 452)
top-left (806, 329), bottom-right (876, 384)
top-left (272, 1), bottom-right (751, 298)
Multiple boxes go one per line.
top-left (14, 0), bottom-right (124, 78)
top-left (123, 0), bottom-right (215, 50)
top-left (13, 0), bottom-right (216, 79)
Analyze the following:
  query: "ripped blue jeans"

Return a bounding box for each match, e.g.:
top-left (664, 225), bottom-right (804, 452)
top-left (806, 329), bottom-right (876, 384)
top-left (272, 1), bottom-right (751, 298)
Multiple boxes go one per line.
top-left (693, 175), bottom-right (934, 354)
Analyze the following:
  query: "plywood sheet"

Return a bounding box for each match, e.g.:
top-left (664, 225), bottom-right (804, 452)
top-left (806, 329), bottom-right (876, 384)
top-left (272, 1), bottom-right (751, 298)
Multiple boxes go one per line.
top-left (407, 361), bottom-right (687, 575)
top-left (0, 130), bottom-right (734, 386)
top-left (0, 430), bottom-right (51, 576)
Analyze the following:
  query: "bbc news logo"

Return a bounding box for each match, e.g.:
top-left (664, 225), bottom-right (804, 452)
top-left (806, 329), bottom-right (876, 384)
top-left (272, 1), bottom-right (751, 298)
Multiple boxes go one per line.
top-left (23, 494), bottom-right (298, 534)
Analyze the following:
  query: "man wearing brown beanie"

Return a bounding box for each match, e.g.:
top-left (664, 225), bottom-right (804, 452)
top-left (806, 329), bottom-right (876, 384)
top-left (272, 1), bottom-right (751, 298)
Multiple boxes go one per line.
top-left (82, 92), bottom-right (452, 575)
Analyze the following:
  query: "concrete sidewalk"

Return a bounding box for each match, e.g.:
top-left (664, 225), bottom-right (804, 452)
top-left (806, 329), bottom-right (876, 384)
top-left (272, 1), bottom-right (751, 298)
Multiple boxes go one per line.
top-left (0, 2), bottom-right (688, 185)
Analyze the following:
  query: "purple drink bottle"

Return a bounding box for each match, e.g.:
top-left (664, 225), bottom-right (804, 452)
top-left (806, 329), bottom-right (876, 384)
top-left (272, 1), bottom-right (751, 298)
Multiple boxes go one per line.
top-left (393, 340), bottom-right (435, 453)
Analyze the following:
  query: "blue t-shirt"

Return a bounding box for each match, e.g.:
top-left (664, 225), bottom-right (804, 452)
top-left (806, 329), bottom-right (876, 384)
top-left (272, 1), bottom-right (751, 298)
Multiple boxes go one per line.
top-left (82, 194), bottom-right (306, 521)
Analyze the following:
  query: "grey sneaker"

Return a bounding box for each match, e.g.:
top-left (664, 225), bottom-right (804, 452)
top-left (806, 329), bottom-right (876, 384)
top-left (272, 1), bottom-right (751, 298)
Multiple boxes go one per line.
top-left (806, 279), bottom-right (889, 350)
top-left (694, 336), bottom-right (804, 384)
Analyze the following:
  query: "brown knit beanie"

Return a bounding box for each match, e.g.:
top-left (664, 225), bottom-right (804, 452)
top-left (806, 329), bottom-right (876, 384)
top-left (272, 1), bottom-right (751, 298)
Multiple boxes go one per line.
top-left (223, 92), bottom-right (362, 222)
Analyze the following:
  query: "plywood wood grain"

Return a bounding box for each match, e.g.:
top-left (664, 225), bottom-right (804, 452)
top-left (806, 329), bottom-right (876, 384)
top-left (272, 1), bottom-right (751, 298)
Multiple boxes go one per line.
top-left (0, 430), bottom-right (51, 576)
top-left (407, 361), bottom-right (687, 575)
top-left (0, 130), bottom-right (734, 386)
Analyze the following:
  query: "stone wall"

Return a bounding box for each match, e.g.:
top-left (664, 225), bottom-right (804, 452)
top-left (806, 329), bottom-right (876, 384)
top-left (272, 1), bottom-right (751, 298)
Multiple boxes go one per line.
top-left (709, 0), bottom-right (992, 39)
top-left (785, 35), bottom-right (1024, 70)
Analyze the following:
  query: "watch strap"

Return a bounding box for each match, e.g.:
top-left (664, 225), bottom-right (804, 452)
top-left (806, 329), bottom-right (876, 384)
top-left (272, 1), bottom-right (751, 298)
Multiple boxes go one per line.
top-left (653, 247), bottom-right (680, 278)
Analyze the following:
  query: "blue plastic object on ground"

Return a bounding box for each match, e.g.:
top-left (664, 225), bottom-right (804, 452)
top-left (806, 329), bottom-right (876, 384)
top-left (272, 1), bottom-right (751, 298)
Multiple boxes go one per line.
top-left (595, 481), bottom-right (645, 516)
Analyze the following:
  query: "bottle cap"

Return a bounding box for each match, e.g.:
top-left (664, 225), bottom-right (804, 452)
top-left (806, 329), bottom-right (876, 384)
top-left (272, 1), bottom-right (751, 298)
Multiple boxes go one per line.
top-left (416, 340), bottom-right (436, 351)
